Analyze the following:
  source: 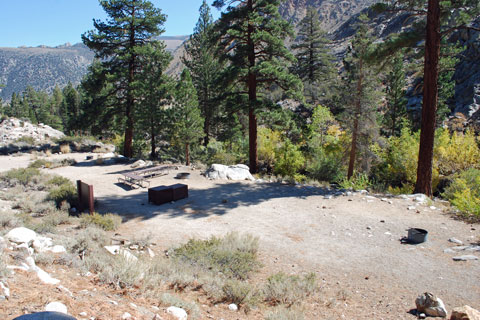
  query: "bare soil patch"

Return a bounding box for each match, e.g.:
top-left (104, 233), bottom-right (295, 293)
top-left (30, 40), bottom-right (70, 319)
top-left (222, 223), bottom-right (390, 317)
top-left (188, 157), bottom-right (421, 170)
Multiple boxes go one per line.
top-left (1, 152), bottom-right (479, 319)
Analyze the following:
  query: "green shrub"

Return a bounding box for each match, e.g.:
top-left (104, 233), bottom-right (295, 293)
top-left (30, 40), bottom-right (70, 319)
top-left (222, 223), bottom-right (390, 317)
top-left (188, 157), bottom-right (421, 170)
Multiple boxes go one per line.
top-left (263, 272), bottom-right (317, 306)
top-left (79, 212), bottom-right (122, 231)
top-left (274, 139), bottom-right (305, 181)
top-left (222, 279), bottom-right (260, 309)
top-left (29, 159), bottom-right (51, 169)
top-left (338, 173), bottom-right (370, 191)
top-left (443, 168), bottom-right (480, 219)
top-left (48, 182), bottom-right (77, 207)
top-left (306, 149), bottom-right (343, 182)
top-left (258, 128), bottom-right (282, 169)
top-left (1, 168), bottom-right (41, 186)
top-left (435, 129), bottom-right (480, 175)
top-left (0, 211), bottom-right (21, 229)
top-left (15, 136), bottom-right (35, 145)
top-left (47, 176), bottom-right (72, 187)
top-left (170, 232), bottom-right (260, 281)
top-left (65, 226), bottom-right (109, 255)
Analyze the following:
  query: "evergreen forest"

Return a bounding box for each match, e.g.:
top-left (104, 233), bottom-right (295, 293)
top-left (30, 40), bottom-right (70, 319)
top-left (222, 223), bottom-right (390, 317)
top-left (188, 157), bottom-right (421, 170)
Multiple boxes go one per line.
top-left (1, 0), bottom-right (480, 219)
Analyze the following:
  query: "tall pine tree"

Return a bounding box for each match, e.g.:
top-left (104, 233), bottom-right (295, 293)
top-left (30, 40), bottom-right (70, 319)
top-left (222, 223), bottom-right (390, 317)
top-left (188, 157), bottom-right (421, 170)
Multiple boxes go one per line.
top-left (213, 0), bottom-right (302, 173)
top-left (82, 0), bottom-right (166, 157)
top-left (343, 15), bottom-right (381, 179)
top-left (292, 6), bottom-right (336, 105)
top-left (383, 51), bottom-right (407, 137)
top-left (173, 69), bottom-right (203, 166)
top-left (135, 42), bottom-right (173, 159)
top-left (182, 0), bottom-right (224, 146)
top-left (374, 0), bottom-right (480, 196)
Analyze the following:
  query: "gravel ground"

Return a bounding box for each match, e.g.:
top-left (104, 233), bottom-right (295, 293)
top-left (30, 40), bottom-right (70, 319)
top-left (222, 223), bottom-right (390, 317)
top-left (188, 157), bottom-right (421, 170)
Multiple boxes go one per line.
top-left (2, 152), bottom-right (479, 319)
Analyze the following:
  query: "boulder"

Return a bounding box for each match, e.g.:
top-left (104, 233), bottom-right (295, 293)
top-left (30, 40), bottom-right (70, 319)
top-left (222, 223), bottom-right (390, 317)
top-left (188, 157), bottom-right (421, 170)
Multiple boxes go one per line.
top-left (453, 255), bottom-right (478, 261)
top-left (166, 306), bottom-right (187, 320)
top-left (205, 164), bottom-right (254, 181)
top-left (450, 305), bottom-right (480, 320)
top-left (45, 302), bottom-right (68, 314)
top-left (131, 160), bottom-right (146, 169)
top-left (416, 292), bottom-right (447, 318)
top-left (6, 227), bottom-right (37, 245)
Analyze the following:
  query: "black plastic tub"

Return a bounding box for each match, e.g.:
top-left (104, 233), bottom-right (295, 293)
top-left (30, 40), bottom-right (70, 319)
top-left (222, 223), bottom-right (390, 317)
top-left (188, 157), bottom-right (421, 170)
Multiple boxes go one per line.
top-left (176, 172), bottom-right (191, 179)
top-left (407, 228), bottom-right (428, 244)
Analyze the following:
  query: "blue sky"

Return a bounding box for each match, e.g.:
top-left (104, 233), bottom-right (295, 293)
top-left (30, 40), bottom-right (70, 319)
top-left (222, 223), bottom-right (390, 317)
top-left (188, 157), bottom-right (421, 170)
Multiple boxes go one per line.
top-left (0, 0), bottom-right (221, 47)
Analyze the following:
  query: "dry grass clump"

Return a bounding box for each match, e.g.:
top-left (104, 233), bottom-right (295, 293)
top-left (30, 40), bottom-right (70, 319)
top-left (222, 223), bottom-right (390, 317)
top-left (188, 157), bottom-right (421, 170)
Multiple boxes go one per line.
top-left (29, 158), bottom-right (76, 169)
top-left (0, 252), bottom-right (9, 278)
top-left (264, 306), bottom-right (305, 320)
top-left (0, 210), bottom-right (22, 230)
top-left (79, 212), bottom-right (122, 231)
top-left (59, 144), bottom-right (71, 154)
top-left (263, 272), bottom-right (317, 306)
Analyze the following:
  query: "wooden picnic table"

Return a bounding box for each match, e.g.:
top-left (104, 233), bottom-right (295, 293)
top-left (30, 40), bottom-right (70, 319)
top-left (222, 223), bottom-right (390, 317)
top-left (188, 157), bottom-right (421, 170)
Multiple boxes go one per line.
top-left (118, 165), bottom-right (172, 189)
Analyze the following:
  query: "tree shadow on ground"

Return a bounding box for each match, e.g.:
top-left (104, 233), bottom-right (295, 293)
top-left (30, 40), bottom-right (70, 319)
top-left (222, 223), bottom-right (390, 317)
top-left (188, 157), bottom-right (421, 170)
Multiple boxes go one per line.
top-left (94, 182), bottom-right (339, 223)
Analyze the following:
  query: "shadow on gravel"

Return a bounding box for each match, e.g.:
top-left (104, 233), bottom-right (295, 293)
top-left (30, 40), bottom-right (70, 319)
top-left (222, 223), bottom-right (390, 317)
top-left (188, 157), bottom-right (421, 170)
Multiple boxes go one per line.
top-left (94, 182), bottom-right (335, 223)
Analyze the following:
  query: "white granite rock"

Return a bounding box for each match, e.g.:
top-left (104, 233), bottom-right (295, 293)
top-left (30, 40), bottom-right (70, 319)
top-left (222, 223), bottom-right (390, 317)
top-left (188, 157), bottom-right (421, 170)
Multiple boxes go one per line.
top-left (45, 302), bottom-right (68, 314)
top-left (167, 306), bottom-right (188, 320)
top-left (6, 227), bottom-right (36, 244)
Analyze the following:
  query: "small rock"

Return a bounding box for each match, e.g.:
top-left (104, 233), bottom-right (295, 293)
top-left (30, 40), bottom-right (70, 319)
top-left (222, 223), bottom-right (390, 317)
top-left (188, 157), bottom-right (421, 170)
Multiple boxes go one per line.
top-left (380, 198), bottom-right (388, 202)
top-left (228, 303), bottom-right (238, 311)
top-left (418, 313), bottom-right (426, 319)
top-left (45, 302), bottom-right (68, 314)
top-left (6, 227), bottom-right (37, 245)
top-left (415, 292), bottom-right (447, 318)
top-left (104, 245), bottom-right (120, 255)
top-left (152, 314), bottom-right (163, 320)
top-left (147, 247), bottom-right (155, 258)
top-left (79, 312), bottom-right (88, 317)
top-left (449, 238), bottom-right (463, 245)
top-left (366, 226), bottom-right (372, 230)
top-left (407, 206), bottom-right (417, 211)
top-left (430, 206), bottom-right (437, 210)
top-left (0, 282), bottom-right (10, 298)
top-left (453, 255), bottom-right (478, 261)
top-left (450, 305), bottom-right (480, 320)
top-left (122, 312), bottom-right (132, 319)
top-left (50, 245), bottom-right (66, 253)
top-left (121, 249), bottom-right (138, 263)
top-left (167, 306), bottom-right (188, 320)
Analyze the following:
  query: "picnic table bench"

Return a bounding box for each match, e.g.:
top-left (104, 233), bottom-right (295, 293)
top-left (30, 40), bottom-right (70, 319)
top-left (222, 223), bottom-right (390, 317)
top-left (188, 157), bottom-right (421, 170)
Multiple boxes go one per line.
top-left (118, 165), bottom-right (172, 189)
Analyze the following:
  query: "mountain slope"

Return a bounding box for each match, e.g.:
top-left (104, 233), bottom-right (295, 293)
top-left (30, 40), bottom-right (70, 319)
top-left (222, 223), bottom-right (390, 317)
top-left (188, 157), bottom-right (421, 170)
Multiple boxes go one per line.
top-left (0, 36), bottom-right (187, 101)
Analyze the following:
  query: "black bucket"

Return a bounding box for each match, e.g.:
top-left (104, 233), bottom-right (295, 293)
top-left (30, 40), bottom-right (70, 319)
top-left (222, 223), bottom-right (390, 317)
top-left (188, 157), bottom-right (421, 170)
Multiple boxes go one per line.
top-left (176, 172), bottom-right (191, 179)
top-left (407, 228), bottom-right (428, 244)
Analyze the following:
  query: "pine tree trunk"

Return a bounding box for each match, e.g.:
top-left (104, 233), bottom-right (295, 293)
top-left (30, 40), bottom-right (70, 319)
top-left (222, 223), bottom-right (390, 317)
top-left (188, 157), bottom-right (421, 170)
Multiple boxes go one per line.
top-left (247, 0), bottom-right (258, 174)
top-left (150, 122), bottom-right (156, 160)
top-left (123, 6), bottom-right (136, 158)
top-left (414, 0), bottom-right (440, 197)
top-left (185, 142), bottom-right (190, 166)
top-left (347, 60), bottom-right (363, 180)
top-left (347, 117), bottom-right (359, 179)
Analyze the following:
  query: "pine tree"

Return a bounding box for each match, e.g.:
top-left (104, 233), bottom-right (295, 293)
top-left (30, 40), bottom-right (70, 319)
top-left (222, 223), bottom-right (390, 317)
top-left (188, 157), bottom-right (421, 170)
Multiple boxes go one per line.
top-left (62, 82), bottom-right (81, 135)
top-left (213, 0), bottom-right (302, 173)
top-left (182, 0), bottom-right (224, 146)
top-left (374, 0), bottom-right (480, 196)
top-left (135, 42), bottom-right (173, 159)
top-left (383, 52), bottom-right (407, 137)
top-left (82, 0), bottom-right (166, 157)
top-left (292, 6), bottom-right (336, 105)
top-left (342, 15), bottom-right (381, 179)
top-left (173, 69), bottom-right (203, 166)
